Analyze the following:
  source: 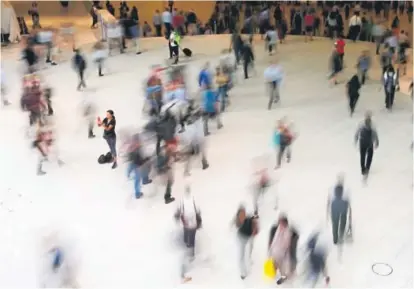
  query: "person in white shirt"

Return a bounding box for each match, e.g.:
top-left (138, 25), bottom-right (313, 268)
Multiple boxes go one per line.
top-left (162, 8), bottom-right (172, 37)
top-left (348, 12), bottom-right (362, 42)
top-left (174, 186), bottom-right (202, 282)
top-left (265, 26), bottom-right (278, 55)
top-left (264, 59), bottom-right (283, 109)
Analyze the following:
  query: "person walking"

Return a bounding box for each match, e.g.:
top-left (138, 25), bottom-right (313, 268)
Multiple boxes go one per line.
top-left (354, 112), bottom-right (379, 179)
top-left (264, 60), bottom-right (283, 109)
top-left (326, 174), bottom-right (352, 245)
top-left (72, 49), bottom-right (87, 91)
top-left (97, 110), bottom-right (118, 169)
top-left (346, 73), bottom-right (361, 116)
top-left (126, 134), bottom-right (152, 199)
top-left (383, 65), bottom-right (398, 110)
top-left (153, 10), bottom-right (162, 37)
top-left (234, 206), bottom-right (259, 280)
top-left (162, 8), bottom-right (172, 37)
top-left (356, 50), bottom-right (371, 85)
top-left (174, 186), bottom-right (202, 283)
top-left (268, 215), bottom-right (292, 285)
top-left (273, 119), bottom-right (294, 170)
top-left (241, 41), bottom-right (254, 79)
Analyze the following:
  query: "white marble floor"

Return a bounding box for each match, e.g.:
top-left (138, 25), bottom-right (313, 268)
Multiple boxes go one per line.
top-left (0, 34), bottom-right (412, 287)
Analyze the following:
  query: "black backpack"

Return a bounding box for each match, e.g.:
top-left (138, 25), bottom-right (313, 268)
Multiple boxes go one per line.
top-left (98, 152), bottom-right (113, 164)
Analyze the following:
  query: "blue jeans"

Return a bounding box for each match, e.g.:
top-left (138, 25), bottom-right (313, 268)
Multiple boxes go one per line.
top-left (218, 85), bottom-right (228, 111)
top-left (127, 163), bottom-right (150, 198)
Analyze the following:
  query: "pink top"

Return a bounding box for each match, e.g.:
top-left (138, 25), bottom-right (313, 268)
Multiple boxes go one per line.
top-left (305, 15), bottom-right (314, 27)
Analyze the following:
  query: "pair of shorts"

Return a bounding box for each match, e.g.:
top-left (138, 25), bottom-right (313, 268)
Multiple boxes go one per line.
top-left (305, 26), bottom-right (313, 33)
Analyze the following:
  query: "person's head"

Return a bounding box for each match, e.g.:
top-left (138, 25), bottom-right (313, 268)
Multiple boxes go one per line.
top-left (364, 111), bottom-right (372, 126)
top-left (237, 206), bottom-right (246, 222)
top-left (401, 30), bottom-right (405, 34)
top-left (106, 109), bottom-right (114, 119)
top-left (155, 9), bottom-right (159, 13)
top-left (165, 7), bottom-right (169, 12)
top-left (334, 184), bottom-right (344, 199)
top-left (144, 21), bottom-right (148, 24)
top-left (278, 215), bottom-right (289, 229)
top-left (336, 172), bottom-right (345, 186)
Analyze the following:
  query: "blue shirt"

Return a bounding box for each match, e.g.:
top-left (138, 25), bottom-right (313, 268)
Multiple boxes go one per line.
top-left (203, 89), bottom-right (218, 113)
top-left (198, 69), bottom-right (212, 88)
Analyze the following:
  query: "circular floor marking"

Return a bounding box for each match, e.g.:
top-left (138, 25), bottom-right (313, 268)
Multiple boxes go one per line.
top-left (372, 263), bottom-right (393, 276)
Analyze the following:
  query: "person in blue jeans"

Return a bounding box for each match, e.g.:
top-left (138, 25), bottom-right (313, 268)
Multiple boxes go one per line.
top-left (202, 88), bottom-right (223, 136)
top-left (127, 138), bottom-right (152, 199)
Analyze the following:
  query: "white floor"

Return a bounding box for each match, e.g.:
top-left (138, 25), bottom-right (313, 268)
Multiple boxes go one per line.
top-left (0, 36), bottom-right (412, 288)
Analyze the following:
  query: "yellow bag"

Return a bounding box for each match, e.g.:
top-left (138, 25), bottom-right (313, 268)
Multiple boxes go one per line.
top-left (263, 258), bottom-right (277, 279)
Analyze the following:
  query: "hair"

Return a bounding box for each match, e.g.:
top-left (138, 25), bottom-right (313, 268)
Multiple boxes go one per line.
top-left (107, 109), bottom-right (114, 116)
top-left (278, 214), bottom-right (289, 226)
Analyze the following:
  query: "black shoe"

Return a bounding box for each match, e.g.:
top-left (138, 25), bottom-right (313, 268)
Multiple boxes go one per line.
top-left (142, 179), bottom-right (152, 185)
top-left (202, 163), bottom-right (209, 170)
top-left (111, 162), bottom-right (118, 169)
top-left (37, 170), bottom-right (46, 176)
top-left (241, 276), bottom-right (246, 280)
top-left (46, 59), bottom-right (51, 63)
top-left (51, 62), bottom-right (57, 66)
top-left (99, 73), bottom-right (104, 77)
top-left (165, 197), bottom-right (175, 204)
top-left (136, 51), bottom-right (142, 55)
top-left (217, 123), bottom-right (223, 129)
top-left (135, 193), bottom-right (144, 199)
top-left (276, 276), bottom-right (287, 285)
top-left (88, 134), bottom-right (96, 139)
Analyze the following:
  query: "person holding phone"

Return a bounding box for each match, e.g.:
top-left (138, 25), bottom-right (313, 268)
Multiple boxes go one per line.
top-left (97, 110), bottom-right (117, 169)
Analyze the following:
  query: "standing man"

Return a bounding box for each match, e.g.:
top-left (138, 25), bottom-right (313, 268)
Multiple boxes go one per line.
top-left (162, 8), bottom-right (172, 38)
top-left (153, 9), bottom-right (162, 37)
top-left (383, 65), bottom-right (398, 110)
top-left (354, 112), bottom-right (379, 180)
top-left (169, 29), bottom-right (180, 64)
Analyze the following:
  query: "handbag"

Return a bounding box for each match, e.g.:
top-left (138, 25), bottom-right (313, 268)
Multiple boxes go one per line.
top-left (264, 258), bottom-right (277, 279)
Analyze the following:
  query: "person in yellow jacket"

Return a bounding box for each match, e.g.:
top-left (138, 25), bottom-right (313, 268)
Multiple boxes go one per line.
top-left (169, 29), bottom-right (181, 64)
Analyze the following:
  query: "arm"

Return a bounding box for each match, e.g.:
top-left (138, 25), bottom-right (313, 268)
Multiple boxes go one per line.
top-left (372, 128), bottom-right (379, 148)
top-left (354, 126), bottom-right (361, 145)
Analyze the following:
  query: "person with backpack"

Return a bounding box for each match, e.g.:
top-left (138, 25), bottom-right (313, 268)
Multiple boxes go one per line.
top-left (273, 119), bottom-right (294, 170)
top-left (346, 73), bottom-right (361, 116)
top-left (354, 112), bottom-right (379, 179)
top-left (234, 205), bottom-right (259, 280)
top-left (382, 65), bottom-right (398, 110)
top-left (327, 174), bottom-right (352, 245)
top-left (174, 186), bottom-right (202, 283)
top-left (268, 215), bottom-right (293, 285)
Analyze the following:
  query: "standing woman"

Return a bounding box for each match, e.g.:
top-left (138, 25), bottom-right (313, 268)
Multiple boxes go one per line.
top-left (346, 73), bottom-right (361, 116)
top-left (98, 110), bottom-right (117, 169)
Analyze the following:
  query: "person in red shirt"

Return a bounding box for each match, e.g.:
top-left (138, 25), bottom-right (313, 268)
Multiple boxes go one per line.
top-left (304, 12), bottom-right (314, 42)
top-left (335, 35), bottom-right (345, 66)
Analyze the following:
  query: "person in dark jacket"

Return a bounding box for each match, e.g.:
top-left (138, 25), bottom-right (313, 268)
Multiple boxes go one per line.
top-left (72, 49), bottom-right (87, 91)
top-left (327, 175), bottom-right (352, 245)
top-left (329, 48), bottom-right (342, 85)
top-left (157, 145), bottom-right (175, 204)
top-left (229, 28), bottom-right (243, 66)
top-left (346, 74), bottom-right (361, 116)
top-left (305, 233), bottom-right (330, 287)
top-left (106, 1), bottom-right (115, 16)
top-left (235, 206), bottom-right (259, 280)
top-left (22, 39), bottom-right (38, 74)
top-left (383, 65), bottom-right (397, 110)
top-left (97, 110), bottom-right (117, 169)
top-left (242, 41), bottom-right (254, 79)
top-left (354, 112), bottom-right (379, 179)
